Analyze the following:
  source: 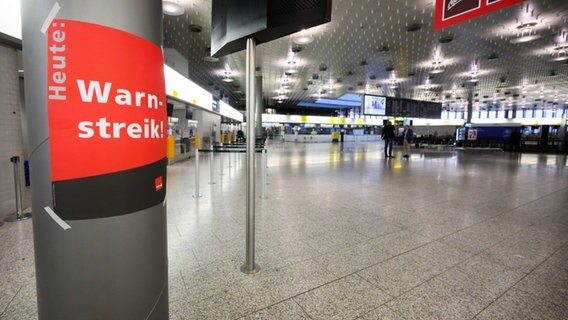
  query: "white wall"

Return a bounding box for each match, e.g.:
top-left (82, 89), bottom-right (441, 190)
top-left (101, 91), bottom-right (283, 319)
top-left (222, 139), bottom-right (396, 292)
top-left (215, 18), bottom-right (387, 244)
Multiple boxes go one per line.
top-left (0, 44), bottom-right (28, 216)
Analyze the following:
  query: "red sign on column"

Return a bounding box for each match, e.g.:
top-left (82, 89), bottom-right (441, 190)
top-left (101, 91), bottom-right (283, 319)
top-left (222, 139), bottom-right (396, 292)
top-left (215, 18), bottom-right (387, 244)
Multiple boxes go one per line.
top-left (47, 19), bottom-right (167, 181)
top-left (434, 0), bottom-right (523, 30)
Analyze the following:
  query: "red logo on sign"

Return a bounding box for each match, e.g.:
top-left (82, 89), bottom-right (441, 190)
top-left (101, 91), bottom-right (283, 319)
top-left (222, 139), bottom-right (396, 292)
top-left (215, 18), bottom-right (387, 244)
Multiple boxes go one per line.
top-left (155, 176), bottom-right (163, 191)
top-left (47, 19), bottom-right (167, 181)
top-left (434, 0), bottom-right (523, 30)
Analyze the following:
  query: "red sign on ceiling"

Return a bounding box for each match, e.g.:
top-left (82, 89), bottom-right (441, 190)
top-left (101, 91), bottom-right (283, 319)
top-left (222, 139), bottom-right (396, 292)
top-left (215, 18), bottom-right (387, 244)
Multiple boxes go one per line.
top-left (434, 0), bottom-right (524, 30)
top-left (47, 19), bottom-right (167, 181)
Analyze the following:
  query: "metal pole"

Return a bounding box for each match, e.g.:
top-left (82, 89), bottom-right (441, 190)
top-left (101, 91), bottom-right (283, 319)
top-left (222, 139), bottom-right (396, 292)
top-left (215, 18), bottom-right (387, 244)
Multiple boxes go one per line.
top-left (260, 149), bottom-right (267, 199)
top-left (193, 149), bottom-right (201, 198)
top-left (209, 146), bottom-right (215, 185)
top-left (219, 151), bottom-right (224, 176)
top-left (241, 37), bottom-right (259, 274)
top-left (228, 151), bottom-right (232, 168)
top-left (5, 156), bottom-right (32, 222)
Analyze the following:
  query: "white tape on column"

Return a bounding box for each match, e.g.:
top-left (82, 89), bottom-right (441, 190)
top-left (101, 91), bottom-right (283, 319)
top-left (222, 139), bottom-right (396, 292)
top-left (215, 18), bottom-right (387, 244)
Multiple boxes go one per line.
top-left (44, 206), bottom-right (71, 230)
top-left (40, 2), bottom-right (61, 34)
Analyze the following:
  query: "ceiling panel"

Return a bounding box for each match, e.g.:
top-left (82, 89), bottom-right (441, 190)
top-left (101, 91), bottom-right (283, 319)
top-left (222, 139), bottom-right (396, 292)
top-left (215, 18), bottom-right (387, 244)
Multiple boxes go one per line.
top-left (163, 0), bottom-right (568, 113)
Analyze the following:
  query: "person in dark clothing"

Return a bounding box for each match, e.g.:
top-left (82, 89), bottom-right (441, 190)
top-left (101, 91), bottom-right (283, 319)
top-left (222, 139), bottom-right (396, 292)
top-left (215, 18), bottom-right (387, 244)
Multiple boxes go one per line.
top-left (381, 121), bottom-right (396, 158)
top-left (402, 125), bottom-right (414, 158)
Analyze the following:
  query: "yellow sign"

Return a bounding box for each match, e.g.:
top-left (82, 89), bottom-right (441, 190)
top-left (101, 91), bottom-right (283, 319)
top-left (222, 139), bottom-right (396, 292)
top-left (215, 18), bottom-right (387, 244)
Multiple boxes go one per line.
top-left (167, 136), bottom-right (175, 159)
top-left (330, 117), bottom-right (336, 124)
top-left (357, 118), bottom-right (363, 125)
top-left (301, 115), bottom-right (307, 123)
top-left (172, 90), bottom-right (179, 98)
top-left (339, 117), bottom-right (346, 125)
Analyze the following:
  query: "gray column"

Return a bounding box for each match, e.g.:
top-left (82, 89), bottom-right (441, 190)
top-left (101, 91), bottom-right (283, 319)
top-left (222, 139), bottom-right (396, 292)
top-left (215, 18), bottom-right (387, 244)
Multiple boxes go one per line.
top-left (467, 84), bottom-right (474, 123)
top-left (255, 72), bottom-right (264, 138)
top-left (22, 1), bottom-right (168, 319)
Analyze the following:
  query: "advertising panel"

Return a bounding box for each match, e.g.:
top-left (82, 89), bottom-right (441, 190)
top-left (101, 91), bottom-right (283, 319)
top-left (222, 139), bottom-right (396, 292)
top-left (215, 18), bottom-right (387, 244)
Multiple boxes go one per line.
top-left (363, 95), bottom-right (386, 116)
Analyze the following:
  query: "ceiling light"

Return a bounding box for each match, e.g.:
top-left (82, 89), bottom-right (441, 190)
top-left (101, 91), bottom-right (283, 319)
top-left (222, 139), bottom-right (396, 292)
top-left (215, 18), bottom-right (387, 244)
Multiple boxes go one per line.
top-left (430, 47), bottom-right (445, 73)
top-left (510, 21), bottom-right (540, 44)
top-left (285, 62), bottom-right (298, 74)
top-left (551, 45), bottom-right (568, 61)
top-left (292, 30), bottom-right (313, 45)
top-left (203, 56), bottom-right (219, 62)
top-left (188, 24), bottom-right (202, 33)
top-left (162, 1), bottom-right (184, 16)
top-left (429, 66), bottom-right (444, 74)
top-left (511, 33), bottom-right (541, 43)
top-left (222, 71), bottom-right (233, 82)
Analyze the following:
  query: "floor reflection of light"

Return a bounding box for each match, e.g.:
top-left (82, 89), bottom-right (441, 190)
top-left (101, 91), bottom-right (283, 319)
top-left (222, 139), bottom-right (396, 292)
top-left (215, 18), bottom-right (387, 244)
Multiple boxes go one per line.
top-left (516, 154), bottom-right (567, 167)
top-left (393, 161), bottom-right (402, 169)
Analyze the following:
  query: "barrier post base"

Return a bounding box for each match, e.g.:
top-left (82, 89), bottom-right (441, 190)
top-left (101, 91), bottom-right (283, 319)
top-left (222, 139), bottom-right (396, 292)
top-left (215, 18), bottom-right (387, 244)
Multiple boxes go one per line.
top-left (4, 212), bottom-right (32, 223)
top-left (240, 263), bottom-right (260, 274)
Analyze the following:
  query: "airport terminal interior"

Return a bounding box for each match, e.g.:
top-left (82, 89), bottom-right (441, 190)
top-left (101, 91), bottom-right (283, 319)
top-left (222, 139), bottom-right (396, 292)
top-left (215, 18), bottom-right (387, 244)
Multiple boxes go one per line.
top-left (1, 0), bottom-right (568, 319)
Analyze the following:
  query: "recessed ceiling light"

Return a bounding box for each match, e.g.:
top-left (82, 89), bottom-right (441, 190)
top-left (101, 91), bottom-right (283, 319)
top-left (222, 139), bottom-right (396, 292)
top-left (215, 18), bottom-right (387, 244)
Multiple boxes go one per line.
top-left (510, 21), bottom-right (540, 43)
top-left (163, 1), bottom-right (184, 16)
top-left (552, 45), bottom-right (568, 61)
top-left (406, 23), bottom-right (422, 32)
top-left (510, 34), bottom-right (541, 44)
top-left (203, 56), bottom-right (219, 62)
top-left (222, 77), bottom-right (234, 82)
top-left (429, 68), bottom-right (444, 74)
top-left (294, 36), bottom-right (313, 44)
top-left (188, 24), bottom-right (202, 33)
top-left (292, 30), bottom-right (313, 45)
top-left (439, 34), bottom-right (453, 44)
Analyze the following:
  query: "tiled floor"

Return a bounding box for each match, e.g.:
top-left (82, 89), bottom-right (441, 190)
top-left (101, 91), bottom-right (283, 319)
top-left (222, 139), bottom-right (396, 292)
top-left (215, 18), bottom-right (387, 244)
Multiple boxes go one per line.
top-left (1, 142), bottom-right (567, 320)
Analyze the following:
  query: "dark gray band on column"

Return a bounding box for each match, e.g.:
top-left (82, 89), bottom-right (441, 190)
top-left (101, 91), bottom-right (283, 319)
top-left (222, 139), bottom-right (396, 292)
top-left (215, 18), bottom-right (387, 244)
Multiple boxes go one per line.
top-left (53, 158), bottom-right (167, 220)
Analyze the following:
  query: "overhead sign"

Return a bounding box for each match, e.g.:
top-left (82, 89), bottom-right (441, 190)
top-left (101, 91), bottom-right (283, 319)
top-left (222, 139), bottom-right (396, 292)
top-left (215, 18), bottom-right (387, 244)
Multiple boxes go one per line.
top-left (47, 19), bottom-right (167, 219)
top-left (211, 0), bottom-right (332, 57)
top-left (434, 0), bottom-right (523, 30)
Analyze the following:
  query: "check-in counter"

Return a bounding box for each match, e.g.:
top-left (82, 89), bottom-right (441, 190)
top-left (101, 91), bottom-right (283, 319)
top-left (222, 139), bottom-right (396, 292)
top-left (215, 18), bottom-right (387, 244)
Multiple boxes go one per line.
top-left (282, 134), bottom-right (381, 143)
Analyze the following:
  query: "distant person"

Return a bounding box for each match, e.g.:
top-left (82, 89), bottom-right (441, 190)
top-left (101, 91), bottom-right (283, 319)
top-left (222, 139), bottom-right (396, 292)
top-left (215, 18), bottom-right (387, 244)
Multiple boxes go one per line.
top-left (381, 121), bottom-right (396, 158)
top-left (402, 125), bottom-right (413, 158)
top-left (237, 129), bottom-right (245, 143)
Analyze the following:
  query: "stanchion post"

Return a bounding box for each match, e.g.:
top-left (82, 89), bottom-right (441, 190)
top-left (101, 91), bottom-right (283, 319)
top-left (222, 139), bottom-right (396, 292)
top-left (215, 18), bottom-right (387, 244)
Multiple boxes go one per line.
top-left (4, 156), bottom-right (32, 223)
top-left (193, 149), bottom-right (202, 198)
top-left (209, 146), bottom-right (215, 185)
top-left (219, 151), bottom-right (224, 176)
top-left (260, 148), bottom-right (267, 199)
top-left (241, 37), bottom-right (259, 274)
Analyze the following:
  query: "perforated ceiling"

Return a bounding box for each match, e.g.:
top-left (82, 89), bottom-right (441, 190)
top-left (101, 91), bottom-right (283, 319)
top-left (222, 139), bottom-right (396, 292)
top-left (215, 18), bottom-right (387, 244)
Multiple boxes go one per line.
top-left (163, 0), bottom-right (568, 113)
